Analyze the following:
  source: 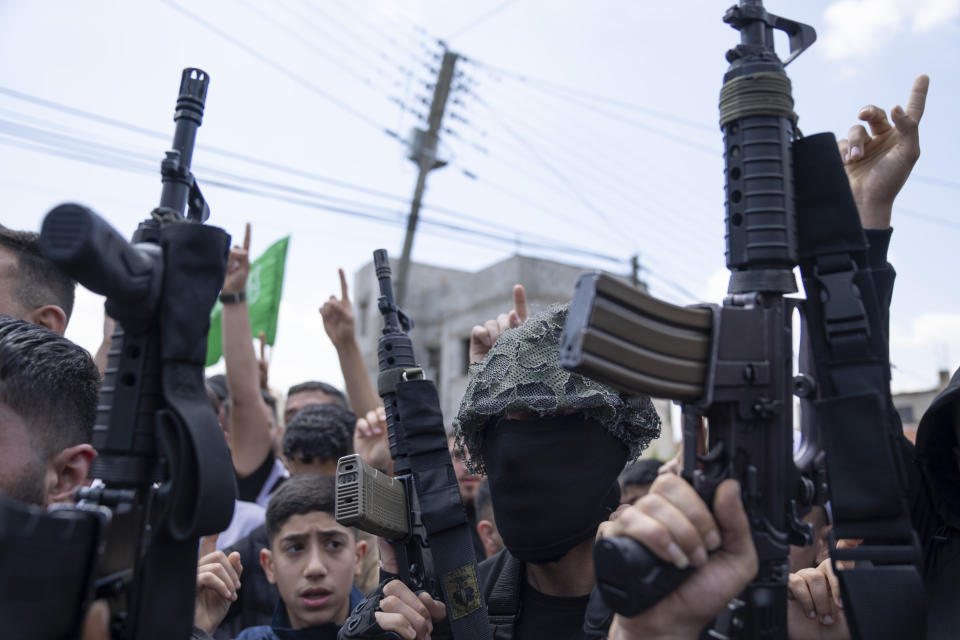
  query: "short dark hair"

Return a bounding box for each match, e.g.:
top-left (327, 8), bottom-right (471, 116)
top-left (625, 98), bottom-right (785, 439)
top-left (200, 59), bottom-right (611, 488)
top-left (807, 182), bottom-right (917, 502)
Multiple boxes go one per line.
top-left (286, 381), bottom-right (348, 409)
top-left (0, 227), bottom-right (76, 321)
top-left (282, 403), bottom-right (356, 464)
top-left (619, 458), bottom-right (663, 488)
top-left (0, 315), bottom-right (99, 460)
top-left (206, 374), bottom-right (228, 402)
top-left (475, 479), bottom-right (494, 524)
top-left (265, 474), bottom-right (338, 543)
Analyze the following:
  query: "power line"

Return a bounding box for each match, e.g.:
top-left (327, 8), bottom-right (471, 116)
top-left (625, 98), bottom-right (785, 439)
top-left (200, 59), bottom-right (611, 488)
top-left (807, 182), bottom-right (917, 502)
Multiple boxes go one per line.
top-left (449, 0), bottom-right (521, 39)
top-left (895, 206), bottom-right (960, 229)
top-left (478, 98), bottom-right (633, 252)
top-left (276, 0), bottom-right (412, 79)
top-left (452, 166), bottom-right (629, 248)
top-left (0, 87), bottom-right (410, 205)
top-left (462, 57), bottom-right (715, 134)
top-left (0, 91), bottom-right (645, 258)
top-left (462, 72), bottom-right (716, 156)
top-left (0, 117), bottom-right (625, 265)
top-left (160, 0), bottom-right (397, 138)
top-left (471, 95), bottom-right (719, 248)
top-left (324, 0), bottom-right (430, 55)
top-left (467, 100), bottom-right (723, 284)
top-left (912, 174), bottom-right (960, 191)
top-left (237, 0), bottom-right (398, 94)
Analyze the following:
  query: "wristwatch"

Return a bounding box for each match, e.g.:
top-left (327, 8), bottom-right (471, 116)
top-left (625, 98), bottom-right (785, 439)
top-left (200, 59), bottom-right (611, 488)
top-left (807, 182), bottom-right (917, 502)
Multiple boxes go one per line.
top-left (219, 291), bottom-right (246, 304)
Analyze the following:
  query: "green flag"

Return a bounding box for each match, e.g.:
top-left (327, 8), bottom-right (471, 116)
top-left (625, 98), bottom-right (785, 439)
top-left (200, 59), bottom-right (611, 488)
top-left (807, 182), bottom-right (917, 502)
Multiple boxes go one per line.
top-left (206, 236), bottom-right (290, 367)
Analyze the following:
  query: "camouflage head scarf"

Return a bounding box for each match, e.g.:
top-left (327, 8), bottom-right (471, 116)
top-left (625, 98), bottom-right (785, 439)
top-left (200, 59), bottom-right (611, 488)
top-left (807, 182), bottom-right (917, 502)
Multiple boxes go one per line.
top-left (453, 303), bottom-right (661, 473)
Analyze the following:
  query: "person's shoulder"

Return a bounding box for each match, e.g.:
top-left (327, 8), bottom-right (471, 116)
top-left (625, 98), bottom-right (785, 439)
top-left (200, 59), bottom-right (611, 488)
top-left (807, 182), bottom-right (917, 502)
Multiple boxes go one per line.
top-left (477, 548), bottom-right (509, 582)
top-left (234, 625), bottom-right (276, 640)
top-left (477, 549), bottom-right (521, 596)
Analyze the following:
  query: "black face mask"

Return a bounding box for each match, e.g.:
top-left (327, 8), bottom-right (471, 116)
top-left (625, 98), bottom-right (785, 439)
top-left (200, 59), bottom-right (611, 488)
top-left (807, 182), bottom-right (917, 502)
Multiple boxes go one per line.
top-left (481, 414), bottom-right (628, 564)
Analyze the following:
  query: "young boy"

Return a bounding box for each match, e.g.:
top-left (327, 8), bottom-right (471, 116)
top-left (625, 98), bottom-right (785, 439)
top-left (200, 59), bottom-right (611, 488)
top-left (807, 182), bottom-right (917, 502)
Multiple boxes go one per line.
top-left (195, 474), bottom-right (366, 639)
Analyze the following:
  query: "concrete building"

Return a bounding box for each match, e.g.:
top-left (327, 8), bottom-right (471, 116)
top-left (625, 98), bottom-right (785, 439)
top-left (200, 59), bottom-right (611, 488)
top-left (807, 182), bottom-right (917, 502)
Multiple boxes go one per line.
top-left (350, 254), bottom-right (677, 460)
top-left (893, 369), bottom-right (952, 443)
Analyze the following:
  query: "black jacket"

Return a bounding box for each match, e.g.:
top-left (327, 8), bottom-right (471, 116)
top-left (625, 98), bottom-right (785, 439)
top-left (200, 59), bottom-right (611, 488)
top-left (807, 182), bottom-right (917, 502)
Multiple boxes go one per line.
top-left (911, 367), bottom-right (960, 640)
top-left (477, 550), bottom-right (608, 640)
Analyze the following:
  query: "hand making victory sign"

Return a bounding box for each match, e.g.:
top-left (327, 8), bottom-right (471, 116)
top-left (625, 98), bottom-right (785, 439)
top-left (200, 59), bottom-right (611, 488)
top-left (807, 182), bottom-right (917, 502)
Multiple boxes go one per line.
top-left (223, 222), bottom-right (251, 296)
top-left (320, 268), bottom-right (357, 349)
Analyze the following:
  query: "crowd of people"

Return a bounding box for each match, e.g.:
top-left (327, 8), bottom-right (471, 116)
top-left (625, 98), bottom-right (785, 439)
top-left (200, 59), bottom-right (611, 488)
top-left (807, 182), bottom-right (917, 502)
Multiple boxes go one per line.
top-left (0, 73), bottom-right (953, 640)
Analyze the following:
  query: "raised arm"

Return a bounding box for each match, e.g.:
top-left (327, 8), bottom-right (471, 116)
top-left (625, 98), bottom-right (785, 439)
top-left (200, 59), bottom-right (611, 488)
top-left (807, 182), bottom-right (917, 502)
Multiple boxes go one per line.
top-left (222, 223), bottom-right (276, 476)
top-left (838, 74), bottom-right (929, 230)
top-left (320, 268), bottom-right (381, 416)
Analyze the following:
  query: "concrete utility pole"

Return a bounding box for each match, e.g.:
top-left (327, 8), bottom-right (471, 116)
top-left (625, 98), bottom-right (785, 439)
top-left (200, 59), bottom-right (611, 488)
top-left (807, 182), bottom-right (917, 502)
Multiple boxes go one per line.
top-left (395, 49), bottom-right (458, 307)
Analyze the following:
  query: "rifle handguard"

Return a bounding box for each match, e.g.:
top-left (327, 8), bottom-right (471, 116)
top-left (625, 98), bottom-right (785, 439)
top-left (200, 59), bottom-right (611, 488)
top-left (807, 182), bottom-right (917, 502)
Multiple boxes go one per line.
top-left (336, 454), bottom-right (410, 540)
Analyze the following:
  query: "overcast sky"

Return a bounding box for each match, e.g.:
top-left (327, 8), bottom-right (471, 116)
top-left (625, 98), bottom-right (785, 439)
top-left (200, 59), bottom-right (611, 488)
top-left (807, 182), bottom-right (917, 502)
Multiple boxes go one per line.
top-left (0, 0), bottom-right (957, 394)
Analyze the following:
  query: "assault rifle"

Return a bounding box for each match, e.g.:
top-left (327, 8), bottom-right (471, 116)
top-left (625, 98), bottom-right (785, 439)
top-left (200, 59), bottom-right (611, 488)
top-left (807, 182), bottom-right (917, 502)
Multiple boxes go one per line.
top-left (336, 250), bottom-right (492, 640)
top-left (560, 2), bottom-right (924, 638)
top-left (32, 68), bottom-right (236, 640)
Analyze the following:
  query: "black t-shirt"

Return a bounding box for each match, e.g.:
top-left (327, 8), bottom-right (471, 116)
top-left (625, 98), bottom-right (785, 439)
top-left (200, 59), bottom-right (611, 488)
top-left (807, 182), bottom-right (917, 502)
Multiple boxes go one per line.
top-left (236, 449), bottom-right (285, 503)
top-left (514, 579), bottom-right (590, 640)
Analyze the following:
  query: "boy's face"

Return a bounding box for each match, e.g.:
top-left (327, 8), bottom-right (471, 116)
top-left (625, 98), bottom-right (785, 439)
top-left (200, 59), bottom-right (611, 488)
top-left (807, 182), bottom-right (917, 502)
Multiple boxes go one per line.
top-left (261, 511), bottom-right (365, 630)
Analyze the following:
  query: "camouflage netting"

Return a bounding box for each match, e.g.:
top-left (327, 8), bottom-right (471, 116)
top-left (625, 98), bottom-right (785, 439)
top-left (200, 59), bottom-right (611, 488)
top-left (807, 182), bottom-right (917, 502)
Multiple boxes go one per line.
top-left (453, 303), bottom-right (661, 473)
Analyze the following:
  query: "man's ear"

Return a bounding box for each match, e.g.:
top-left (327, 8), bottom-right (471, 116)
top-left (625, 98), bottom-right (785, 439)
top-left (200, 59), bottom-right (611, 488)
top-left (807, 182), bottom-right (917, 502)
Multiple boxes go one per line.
top-left (477, 520), bottom-right (500, 558)
top-left (46, 444), bottom-right (95, 505)
top-left (261, 548), bottom-right (276, 585)
top-left (354, 539), bottom-right (367, 577)
top-left (26, 305), bottom-right (68, 335)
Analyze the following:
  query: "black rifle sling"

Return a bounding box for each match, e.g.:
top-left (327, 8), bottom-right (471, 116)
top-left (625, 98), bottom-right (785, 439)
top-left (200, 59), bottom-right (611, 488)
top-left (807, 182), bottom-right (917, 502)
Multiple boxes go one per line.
top-left (133, 223), bottom-right (236, 640)
top-left (394, 380), bottom-right (490, 639)
top-left (794, 133), bottom-right (926, 640)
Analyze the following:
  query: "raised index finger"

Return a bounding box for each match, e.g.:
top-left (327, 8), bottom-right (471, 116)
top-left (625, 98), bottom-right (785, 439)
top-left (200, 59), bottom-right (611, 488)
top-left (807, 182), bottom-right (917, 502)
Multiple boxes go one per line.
top-left (512, 284), bottom-right (527, 323)
top-left (199, 533), bottom-right (219, 559)
top-left (904, 74), bottom-right (929, 123)
top-left (242, 222), bottom-right (251, 251)
top-left (338, 268), bottom-right (349, 302)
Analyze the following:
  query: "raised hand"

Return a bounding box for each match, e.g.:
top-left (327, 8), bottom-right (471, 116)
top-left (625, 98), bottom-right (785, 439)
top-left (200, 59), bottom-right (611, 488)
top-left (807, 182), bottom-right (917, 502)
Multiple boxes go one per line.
top-left (469, 284), bottom-right (528, 365)
top-left (786, 544), bottom-right (855, 640)
top-left (837, 75), bottom-right (929, 229)
top-left (223, 223), bottom-right (251, 295)
top-left (320, 268), bottom-right (357, 349)
top-left (354, 407), bottom-right (392, 474)
top-left (194, 534), bottom-right (243, 635)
